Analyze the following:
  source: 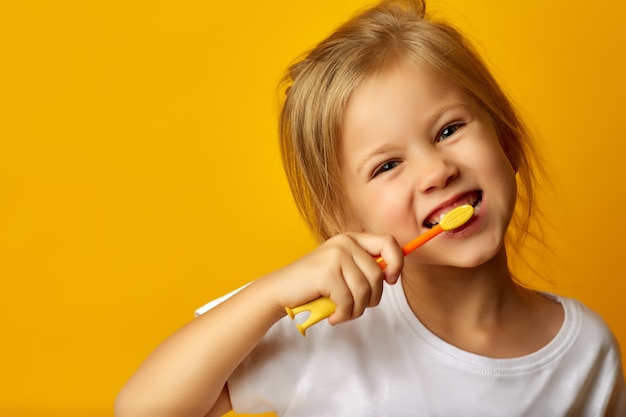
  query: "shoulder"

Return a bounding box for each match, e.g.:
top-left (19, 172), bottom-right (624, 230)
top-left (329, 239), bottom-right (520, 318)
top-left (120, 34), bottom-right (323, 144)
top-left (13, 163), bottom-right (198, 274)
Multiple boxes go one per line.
top-left (550, 294), bottom-right (622, 365)
top-left (559, 295), bottom-right (617, 343)
top-left (552, 295), bottom-right (626, 414)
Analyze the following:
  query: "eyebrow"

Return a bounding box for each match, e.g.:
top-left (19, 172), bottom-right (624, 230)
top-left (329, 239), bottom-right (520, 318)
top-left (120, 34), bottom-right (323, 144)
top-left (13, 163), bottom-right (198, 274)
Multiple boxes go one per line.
top-left (431, 103), bottom-right (472, 124)
top-left (356, 143), bottom-right (397, 176)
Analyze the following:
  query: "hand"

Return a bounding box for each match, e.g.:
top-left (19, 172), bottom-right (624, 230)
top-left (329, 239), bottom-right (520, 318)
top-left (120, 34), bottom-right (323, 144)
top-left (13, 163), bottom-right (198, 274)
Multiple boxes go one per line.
top-left (268, 233), bottom-right (404, 325)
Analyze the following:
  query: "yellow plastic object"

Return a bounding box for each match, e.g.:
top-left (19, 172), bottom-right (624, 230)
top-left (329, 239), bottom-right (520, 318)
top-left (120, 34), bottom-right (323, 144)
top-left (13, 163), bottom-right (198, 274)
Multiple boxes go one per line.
top-left (287, 204), bottom-right (474, 335)
top-left (285, 297), bottom-right (336, 336)
top-left (439, 204), bottom-right (474, 231)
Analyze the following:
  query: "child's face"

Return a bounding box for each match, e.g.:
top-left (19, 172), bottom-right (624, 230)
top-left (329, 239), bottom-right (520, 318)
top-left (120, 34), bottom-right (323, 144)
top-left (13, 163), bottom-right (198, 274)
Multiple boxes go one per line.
top-left (338, 60), bottom-right (517, 268)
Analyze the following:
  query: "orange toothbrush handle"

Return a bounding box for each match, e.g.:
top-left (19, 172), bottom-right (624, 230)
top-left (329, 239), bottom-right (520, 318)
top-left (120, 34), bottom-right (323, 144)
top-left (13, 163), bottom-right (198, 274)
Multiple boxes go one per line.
top-left (376, 224), bottom-right (443, 269)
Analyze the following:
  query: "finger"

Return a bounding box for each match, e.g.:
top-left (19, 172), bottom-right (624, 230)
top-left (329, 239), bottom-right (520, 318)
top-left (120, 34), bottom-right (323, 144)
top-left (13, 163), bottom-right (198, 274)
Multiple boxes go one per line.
top-left (338, 234), bottom-right (385, 309)
top-left (377, 240), bottom-right (404, 284)
top-left (349, 249), bottom-right (385, 308)
top-left (328, 260), bottom-right (366, 324)
top-left (346, 233), bottom-right (404, 284)
top-left (320, 233), bottom-right (401, 324)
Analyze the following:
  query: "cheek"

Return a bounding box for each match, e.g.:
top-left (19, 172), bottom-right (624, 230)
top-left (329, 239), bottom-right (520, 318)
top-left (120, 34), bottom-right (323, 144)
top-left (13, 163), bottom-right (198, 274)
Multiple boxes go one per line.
top-left (472, 138), bottom-right (515, 181)
top-left (458, 136), bottom-right (517, 217)
top-left (482, 147), bottom-right (518, 216)
top-left (348, 183), bottom-right (414, 235)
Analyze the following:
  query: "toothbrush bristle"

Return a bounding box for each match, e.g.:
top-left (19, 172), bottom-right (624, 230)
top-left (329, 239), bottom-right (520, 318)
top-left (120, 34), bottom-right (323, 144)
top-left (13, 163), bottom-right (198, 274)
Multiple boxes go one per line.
top-left (439, 205), bottom-right (474, 231)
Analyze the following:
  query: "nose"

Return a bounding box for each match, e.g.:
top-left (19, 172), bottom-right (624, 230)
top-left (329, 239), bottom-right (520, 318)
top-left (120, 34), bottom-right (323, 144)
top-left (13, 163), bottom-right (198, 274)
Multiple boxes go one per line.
top-left (415, 151), bottom-right (459, 193)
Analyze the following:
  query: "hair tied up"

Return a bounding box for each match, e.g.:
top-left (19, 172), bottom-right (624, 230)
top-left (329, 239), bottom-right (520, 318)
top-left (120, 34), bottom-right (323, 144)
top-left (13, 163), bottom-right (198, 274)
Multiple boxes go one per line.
top-left (380, 0), bottom-right (426, 18)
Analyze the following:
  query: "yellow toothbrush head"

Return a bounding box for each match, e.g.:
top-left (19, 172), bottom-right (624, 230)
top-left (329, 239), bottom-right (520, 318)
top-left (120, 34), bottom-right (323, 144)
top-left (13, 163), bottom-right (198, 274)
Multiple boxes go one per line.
top-left (439, 204), bottom-right (474, 231)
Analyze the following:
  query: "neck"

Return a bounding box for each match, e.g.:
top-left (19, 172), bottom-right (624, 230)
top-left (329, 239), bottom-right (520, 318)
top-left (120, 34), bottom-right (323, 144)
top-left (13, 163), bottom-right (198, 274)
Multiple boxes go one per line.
top-left (400, 247), bottom-right (564, 358)
top-left (401, 247), bottom-right (523, 335)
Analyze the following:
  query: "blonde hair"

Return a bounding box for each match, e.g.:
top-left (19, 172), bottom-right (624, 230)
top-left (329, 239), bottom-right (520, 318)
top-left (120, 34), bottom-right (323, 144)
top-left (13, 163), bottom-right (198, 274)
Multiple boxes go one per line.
top-left (279, 0), bottom-right (541, 252)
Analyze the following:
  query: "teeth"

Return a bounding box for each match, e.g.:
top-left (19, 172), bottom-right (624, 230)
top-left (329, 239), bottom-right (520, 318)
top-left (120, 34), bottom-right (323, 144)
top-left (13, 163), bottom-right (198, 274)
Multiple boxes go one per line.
top-left (423, 191), bottom-right (482, 229)
top-left (423, 219), bottom-right (440, 229)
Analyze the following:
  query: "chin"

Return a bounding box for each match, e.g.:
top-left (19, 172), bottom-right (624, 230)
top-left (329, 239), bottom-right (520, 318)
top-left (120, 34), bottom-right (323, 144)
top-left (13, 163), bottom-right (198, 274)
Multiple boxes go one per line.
top-left (454, 240), bottom-right (506, 268)
top-left (427, 238), bottom-right (506, 269)
top-left (450, 253), bottom-right (499, 268)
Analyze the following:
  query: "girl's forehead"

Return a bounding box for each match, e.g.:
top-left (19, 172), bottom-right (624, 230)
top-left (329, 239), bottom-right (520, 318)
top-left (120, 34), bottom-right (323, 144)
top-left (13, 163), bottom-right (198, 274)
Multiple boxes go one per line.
top-left (342, 61), bottom-right (473, 129)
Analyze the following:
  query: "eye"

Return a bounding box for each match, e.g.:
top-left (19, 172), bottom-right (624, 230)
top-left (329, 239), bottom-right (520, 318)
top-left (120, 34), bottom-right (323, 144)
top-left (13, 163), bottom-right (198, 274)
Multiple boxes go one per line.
top-left (438, 123), bottom-right (463, 141)
top-left (373, 160), bottom-right (400, 178)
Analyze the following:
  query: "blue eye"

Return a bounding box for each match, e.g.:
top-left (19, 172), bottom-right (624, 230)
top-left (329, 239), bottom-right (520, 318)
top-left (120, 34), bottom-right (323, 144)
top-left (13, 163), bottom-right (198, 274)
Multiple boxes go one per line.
top-left (373, 160), bottom-right (400, 177)
top-left (439, 124), bottom-right (462, 141)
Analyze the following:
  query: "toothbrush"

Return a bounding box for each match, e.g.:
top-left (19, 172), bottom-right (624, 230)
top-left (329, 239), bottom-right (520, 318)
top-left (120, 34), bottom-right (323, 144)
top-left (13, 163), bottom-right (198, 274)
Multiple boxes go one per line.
top-left (285, 204), bottom-right (474, 336)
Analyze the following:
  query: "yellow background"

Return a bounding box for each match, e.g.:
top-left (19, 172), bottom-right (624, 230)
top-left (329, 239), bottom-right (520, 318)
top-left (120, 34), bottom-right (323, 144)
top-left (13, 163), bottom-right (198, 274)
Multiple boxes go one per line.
top-left (1, 0), bottom-right (624, 415)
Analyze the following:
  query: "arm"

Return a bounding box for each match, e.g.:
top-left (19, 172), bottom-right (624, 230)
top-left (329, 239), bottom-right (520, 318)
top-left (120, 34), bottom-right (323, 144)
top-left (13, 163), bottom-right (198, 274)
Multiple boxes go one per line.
top-left (114, 233), bottom-right (404, 417)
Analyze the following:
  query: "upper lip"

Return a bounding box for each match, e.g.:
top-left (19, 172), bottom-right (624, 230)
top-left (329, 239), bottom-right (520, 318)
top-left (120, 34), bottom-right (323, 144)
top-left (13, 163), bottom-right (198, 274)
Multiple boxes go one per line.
top-left (422, 191), bottom-right (478, 227)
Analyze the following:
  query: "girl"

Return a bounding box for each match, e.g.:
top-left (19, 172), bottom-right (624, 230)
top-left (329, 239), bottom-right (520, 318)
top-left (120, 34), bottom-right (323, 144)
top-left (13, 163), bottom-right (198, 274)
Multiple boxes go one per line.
top-left (115, 0), bottom-right (625, 415)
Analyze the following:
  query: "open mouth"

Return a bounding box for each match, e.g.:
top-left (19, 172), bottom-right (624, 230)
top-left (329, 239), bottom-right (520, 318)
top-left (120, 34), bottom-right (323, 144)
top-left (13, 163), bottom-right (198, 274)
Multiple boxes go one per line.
top-left (423, 190), bottom-right (482, 229)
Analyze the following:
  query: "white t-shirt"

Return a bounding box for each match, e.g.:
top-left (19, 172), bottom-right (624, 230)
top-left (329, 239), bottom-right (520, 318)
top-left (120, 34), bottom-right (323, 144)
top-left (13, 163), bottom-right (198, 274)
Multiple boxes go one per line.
top-left (197, 281), bottom-right (626, 416)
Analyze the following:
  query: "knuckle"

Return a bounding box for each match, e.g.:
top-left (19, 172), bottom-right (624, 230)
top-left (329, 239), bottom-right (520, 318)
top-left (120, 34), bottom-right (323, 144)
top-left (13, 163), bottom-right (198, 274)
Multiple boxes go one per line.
top-left (330, 233), bottom-right (352, 246)
top-left (352, 282), bottom-right (372, 302)
top-left (337, 302), bottom-right (354, 322)
top-left (370, 289), bottom-right (384, 307)
top-left (325, 239), bottom-right (351, 260)
top-left (383, 234), bottom-right (398, 246)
